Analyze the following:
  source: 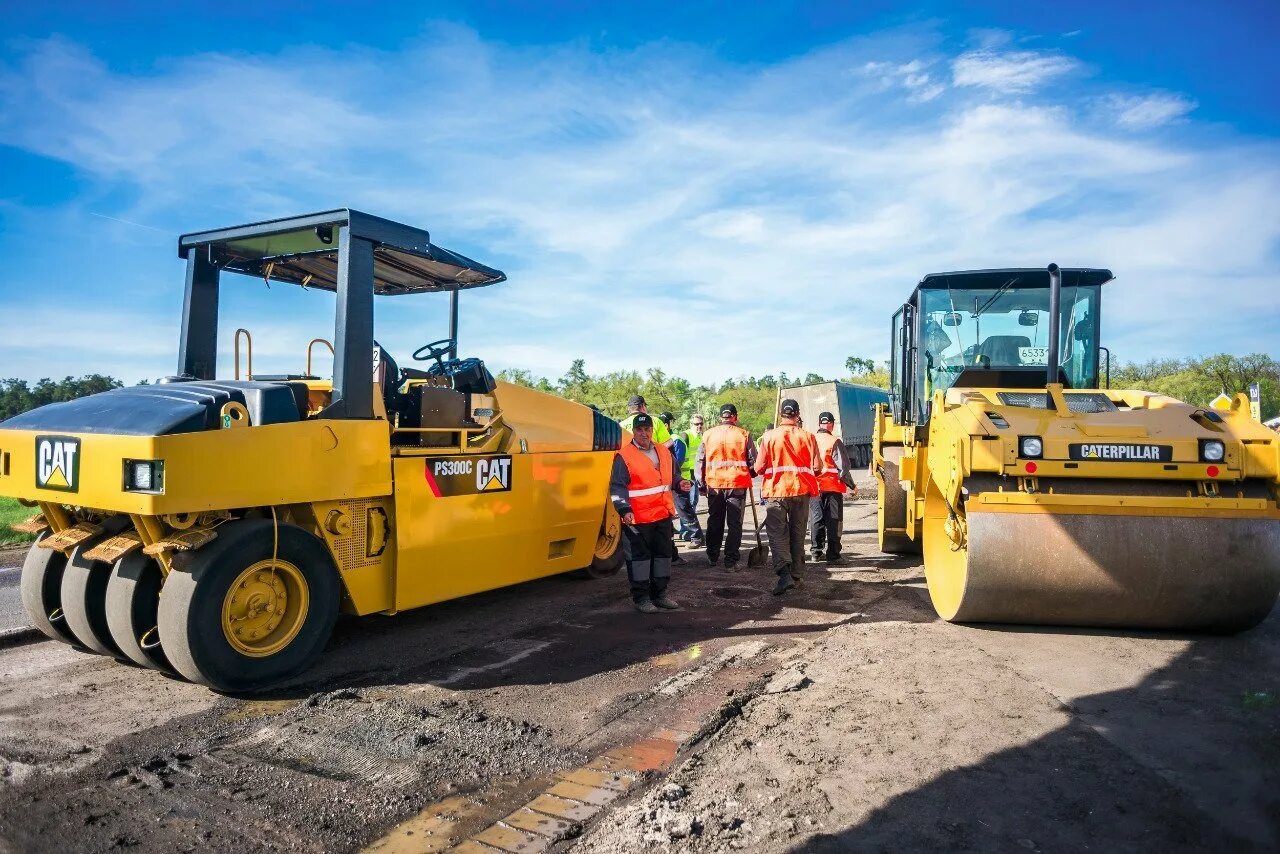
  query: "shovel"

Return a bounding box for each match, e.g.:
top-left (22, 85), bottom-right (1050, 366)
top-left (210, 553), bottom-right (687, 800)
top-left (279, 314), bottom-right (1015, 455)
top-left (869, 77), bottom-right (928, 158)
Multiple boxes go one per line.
top-left (746, 486), bottom-right (769, 568)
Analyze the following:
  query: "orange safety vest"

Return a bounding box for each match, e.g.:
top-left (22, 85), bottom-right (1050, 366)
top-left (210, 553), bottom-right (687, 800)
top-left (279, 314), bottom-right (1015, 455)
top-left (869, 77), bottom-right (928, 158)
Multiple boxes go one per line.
top-left (618, 441), bottom-right (677, 523)
top-left (701, 424), bottom-right (752, 489)
top-left (758, 424), bottom-right (819, 498)
top-left (814, 430), bottom-right (847, 495)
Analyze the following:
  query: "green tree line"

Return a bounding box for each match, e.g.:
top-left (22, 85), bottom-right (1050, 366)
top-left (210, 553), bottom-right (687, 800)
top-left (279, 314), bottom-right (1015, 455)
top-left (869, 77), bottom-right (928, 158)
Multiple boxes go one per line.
top-left (0, 354), bottom-right (1274, 436)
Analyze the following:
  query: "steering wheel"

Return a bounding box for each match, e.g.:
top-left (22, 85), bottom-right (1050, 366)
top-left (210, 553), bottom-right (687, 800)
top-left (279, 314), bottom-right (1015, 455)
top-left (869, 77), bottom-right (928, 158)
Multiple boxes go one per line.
top-left (412, 338), bottom-right (455, 367)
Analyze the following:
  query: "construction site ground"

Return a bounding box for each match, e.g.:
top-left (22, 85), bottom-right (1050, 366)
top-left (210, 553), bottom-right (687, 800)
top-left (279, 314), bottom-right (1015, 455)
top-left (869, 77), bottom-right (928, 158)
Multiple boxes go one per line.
top-left (1, 477), bottom-right (1277, 853)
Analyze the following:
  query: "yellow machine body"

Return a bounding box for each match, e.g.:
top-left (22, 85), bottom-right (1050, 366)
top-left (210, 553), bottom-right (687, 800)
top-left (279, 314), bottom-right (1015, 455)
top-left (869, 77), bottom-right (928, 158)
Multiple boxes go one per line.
top-left (0, 379), bottom-right (616, 618)
top-left (873, 266), bottom-right (1280, 632)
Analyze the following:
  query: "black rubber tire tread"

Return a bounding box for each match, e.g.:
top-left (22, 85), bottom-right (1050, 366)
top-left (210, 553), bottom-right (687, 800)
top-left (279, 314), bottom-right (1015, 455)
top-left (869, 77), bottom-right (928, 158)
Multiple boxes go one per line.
top-left (19, 534), bottom-right (76, 644)
top-left (60, 544), bottom-right (123, 656)
top-left (587, 537), bottom-right (625, 578)
top-left (105, 552), bottom-right (170, 671)
top-left (878, 446), bottom-right (922, 555)
top-left (157, 519), bottom-right (340, 693)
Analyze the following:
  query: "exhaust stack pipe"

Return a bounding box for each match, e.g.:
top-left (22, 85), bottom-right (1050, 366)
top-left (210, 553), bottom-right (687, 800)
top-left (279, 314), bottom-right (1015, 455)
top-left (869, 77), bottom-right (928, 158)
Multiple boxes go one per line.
top-left (1046, 263), bottom-right (1061, 387)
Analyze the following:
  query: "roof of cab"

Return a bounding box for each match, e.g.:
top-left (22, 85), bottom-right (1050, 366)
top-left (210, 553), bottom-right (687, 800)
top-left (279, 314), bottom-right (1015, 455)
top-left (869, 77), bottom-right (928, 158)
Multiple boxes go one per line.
top-left (178, 208), bottom-right (506, 296)
top-left (916, 267), bottom-right (1113, 293)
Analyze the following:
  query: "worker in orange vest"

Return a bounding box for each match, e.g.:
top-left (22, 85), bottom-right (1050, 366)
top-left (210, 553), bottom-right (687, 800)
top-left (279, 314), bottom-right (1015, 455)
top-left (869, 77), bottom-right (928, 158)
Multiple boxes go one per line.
top-left (694, 403), bottom-right (757, 570)
top-left (609, 413), bottom-right (693, 613)
top-left (808, 411), bottom-right (857, 564)
top-left (756, 398), bottom-right (820, 595)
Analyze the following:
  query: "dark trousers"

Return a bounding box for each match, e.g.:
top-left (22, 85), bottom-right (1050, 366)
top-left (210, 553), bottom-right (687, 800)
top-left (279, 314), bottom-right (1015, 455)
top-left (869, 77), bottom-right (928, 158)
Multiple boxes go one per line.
top-left (705, 488), bottom-right (746, 563)
top-left (764, 495), bottom-right (810, 577)
top-left (807, 491), bottom-right (844, 558)
top-left (674, 488), bottom-right (703, 542)
top-left (624, 517), bottom-right (674, 603)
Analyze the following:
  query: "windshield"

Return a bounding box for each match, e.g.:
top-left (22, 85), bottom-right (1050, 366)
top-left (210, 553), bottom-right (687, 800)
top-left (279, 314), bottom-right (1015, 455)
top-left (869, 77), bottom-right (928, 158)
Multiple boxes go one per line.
top-left (918, 283), bottom-right (1100, 397)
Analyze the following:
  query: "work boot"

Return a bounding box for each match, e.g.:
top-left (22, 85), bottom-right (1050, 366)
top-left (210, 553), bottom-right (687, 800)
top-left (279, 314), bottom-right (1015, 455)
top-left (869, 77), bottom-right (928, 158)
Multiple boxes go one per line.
top-left (724, 560), bottom-right (739, 572)
top-left (707, 552), bottom-right (720, 566)
top-left (824, 554), bottom-right (842, 566)
top-left (654, 596), bottom-right (681, 610)
top-left (634, 599), bottom-right (659, 614)
top-left (691, 536), bottom-right (705, 549)
top-left (671, 553), bottom-right (687, 566)
top-left (772, 575), bottom-right (795, 595)
top-left (791, 572), bottom-right (804, 589)
top-left (811, 551), bottom-right (824, 562)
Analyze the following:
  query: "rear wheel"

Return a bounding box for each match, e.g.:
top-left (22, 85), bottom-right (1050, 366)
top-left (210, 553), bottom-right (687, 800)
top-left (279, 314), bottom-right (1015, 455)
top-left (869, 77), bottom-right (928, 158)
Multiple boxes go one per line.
top-left (586, 503), bottom-right (624, 579)
top-left (157, 519), bottom-right (339, 693)
top-left (61, 544), bottom-right (123, 656)
top-left (19, 534), bottom-right (77, 644)
top-left (105, 552), bottom-right (170, 671)
top-left (877, 445), bottom-right (921, 555)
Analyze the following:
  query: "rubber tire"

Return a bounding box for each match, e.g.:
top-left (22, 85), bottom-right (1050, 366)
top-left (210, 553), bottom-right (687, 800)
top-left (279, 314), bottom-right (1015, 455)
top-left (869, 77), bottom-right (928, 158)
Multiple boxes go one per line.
top-left (587, 540), bottom-right (624, 579)
top-left (105, 552), bottom-right (170, 671)
top-left (60, 544), bottom-right (123, 656)
top-left (19, 534), bottom-right (77, 644)
top-left (878, 446), bottom-right (922, 555)
top-left (157, 519), bottom-right (340, 693)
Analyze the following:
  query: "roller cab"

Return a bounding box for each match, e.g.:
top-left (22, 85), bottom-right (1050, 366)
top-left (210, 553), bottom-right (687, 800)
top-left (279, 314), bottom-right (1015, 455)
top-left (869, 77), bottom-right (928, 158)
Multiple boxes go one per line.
top-left (873, 265), bottom-right (1280, 631)
top-left (0, 209), bottom-right (624, 692)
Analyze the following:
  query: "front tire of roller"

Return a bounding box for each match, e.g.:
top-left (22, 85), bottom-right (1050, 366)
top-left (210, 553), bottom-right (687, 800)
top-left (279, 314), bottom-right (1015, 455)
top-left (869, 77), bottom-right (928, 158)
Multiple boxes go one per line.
top-left (586, 503), bottom-right (624, 579)
top-left (61, 544), bottom-right (124, 657)
top-left (157, 519), bottom-right (339, 693)
top-left (105, 552), bottom-right (170, 671)
top-left (19, 534), bottom-right (77, 644)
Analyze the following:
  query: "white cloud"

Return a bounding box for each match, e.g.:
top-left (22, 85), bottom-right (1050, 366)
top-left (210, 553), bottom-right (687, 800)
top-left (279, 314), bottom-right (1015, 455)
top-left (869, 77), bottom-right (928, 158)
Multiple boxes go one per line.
top-left (952, 49), bottom-right (1078, 93)
top-left (1104, 92), bottom-right (1197, 129)
top-left (0, 27), bottom-right (1275, 387)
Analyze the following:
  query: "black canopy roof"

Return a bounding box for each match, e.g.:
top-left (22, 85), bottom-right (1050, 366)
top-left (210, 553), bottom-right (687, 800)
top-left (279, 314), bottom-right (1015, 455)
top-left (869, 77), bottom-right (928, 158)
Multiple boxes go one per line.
top-left (177, 209), bottom-right (506, 296)
top-left (914, 267), bottom-right (1113, 301)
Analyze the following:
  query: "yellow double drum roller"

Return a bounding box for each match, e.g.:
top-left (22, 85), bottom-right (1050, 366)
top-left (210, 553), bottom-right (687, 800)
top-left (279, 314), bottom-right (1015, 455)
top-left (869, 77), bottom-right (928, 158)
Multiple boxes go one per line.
top-left (874, 265), bottom-right (1280, 631)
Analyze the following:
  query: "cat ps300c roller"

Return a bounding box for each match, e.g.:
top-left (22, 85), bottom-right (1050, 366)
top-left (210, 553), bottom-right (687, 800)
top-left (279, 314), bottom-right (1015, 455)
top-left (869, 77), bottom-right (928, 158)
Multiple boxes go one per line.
top-left (872, 264), bottom-right (1280, 631)
top-left (0, 209), bottom-right (624, 691)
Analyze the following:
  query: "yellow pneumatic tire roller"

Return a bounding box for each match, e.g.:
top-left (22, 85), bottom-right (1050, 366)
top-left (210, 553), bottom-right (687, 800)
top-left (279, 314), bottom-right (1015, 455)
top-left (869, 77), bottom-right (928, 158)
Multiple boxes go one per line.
top-left (922, 482), bottom-right (1280, 632)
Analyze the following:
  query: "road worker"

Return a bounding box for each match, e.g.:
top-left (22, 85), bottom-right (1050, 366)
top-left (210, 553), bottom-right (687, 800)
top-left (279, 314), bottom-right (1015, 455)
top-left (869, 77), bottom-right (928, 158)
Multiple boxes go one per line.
top-left (682, 414), bottom-right (705, 517)
top-left (695, 403), bottom-right (756, 570)
top-left (809, 411), bottom-right (856, 564)
top-left (609, 413), bottom-right (692, 613)
top-left (661, 412), bottom-right (703, 550)
top-left (756, 398), bottom-right (820, 594)
top-left (619, 394), bottom-right (672, 447)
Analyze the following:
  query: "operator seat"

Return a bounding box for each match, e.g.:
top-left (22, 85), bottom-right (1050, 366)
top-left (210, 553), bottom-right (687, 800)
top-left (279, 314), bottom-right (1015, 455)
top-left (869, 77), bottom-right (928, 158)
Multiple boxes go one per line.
top-left (373, 343), bottom-right (402, 417)
top-left (977, 335), bottom-right (1032, 366)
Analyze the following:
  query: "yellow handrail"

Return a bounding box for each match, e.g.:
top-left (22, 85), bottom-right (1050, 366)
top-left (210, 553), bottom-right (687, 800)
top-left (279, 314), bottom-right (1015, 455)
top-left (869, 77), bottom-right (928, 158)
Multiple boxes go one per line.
top-left (306, 338), bottom-right (334, 376)
top-left (234, 328), bottom-right (253, 380)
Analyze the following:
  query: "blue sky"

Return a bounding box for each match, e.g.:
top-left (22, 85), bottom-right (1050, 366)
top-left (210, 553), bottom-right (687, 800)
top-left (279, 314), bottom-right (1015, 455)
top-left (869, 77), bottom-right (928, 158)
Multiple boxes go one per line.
top-left (1, 0), bottom-right (1277, 384)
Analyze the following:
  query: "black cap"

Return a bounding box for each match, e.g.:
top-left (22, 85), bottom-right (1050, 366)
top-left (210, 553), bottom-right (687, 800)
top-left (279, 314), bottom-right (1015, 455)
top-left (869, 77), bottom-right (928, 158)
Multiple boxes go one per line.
top-left (719, 403), bottom-right (738, 417)
top-left (628, 394), bottom-right (645, 407)
top-left (659, 411), bottom-right (674, 424)
top-left (818, 411), bottom-right (835, 424)
top-left (780, 398), bottom-right (800, 416)
top-left (632, 412), bottom-right (654, 429)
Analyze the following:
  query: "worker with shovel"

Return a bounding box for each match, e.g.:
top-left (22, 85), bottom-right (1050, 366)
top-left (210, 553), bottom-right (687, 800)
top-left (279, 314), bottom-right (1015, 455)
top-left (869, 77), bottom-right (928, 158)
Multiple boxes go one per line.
top-left (756, 398), bottom-right (820, 595)
top-left (610, 413), bottom-right (693, 613)
top-left (695, 403), bottom-right (757, 570)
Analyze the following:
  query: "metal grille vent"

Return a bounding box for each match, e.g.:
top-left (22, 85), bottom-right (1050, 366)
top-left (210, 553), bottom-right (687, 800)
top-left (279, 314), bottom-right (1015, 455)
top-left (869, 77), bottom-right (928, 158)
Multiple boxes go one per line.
top-left (334, 499), bottom-right (386, 571)
top-left (592, 410), bottom-right (622, 451)
top-left (997, 392), bottom-right (1117, 413)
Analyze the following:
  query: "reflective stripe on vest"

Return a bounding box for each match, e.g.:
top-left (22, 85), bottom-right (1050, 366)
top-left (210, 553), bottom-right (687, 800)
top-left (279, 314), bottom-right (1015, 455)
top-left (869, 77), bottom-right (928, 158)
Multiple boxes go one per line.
top-left (815, 430), bottom-right (847, 494)
top-left (703, 424), bottom-right (752, 488)
top-left (618, 441), bottom-right (676, 523)
top-left (628, 484), bottom-right (671, 497)
top-left (758, 425), bottom-right (819, 498)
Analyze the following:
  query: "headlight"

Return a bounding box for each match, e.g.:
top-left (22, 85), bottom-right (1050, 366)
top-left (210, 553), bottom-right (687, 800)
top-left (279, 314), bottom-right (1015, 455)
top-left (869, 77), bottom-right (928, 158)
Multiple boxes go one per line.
top-left (1019, 436), bottom-right (1044, 459)
top-left (124, 460), bottom-right (165, 493)
top-left (1200, 440), bottom-right (1225, 462)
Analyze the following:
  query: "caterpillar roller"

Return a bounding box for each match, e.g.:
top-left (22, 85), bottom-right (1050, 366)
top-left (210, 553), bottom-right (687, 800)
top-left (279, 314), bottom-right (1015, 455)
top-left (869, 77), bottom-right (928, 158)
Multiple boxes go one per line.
top-left (0, 209), bottom-right (625, 692)
top-left (872, 264), bottom-right (1280, 631)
